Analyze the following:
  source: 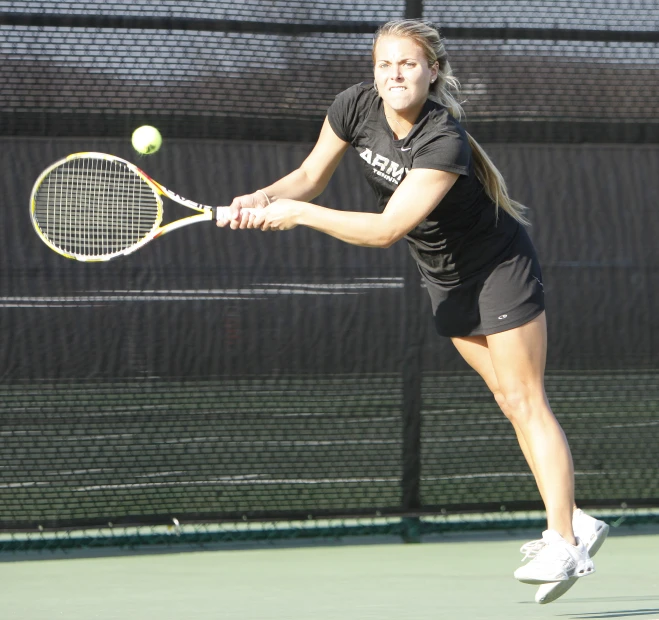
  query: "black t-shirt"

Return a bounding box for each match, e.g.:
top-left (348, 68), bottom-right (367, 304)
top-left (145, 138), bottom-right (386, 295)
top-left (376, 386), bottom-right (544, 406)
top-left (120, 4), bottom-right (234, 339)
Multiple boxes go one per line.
top-left (327, 82), bottom-right (521, 285)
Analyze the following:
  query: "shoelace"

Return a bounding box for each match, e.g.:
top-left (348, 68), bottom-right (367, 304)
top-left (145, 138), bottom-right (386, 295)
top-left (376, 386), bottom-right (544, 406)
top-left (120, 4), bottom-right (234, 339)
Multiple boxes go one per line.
top-left (519, 539), bottom-right (546, 562)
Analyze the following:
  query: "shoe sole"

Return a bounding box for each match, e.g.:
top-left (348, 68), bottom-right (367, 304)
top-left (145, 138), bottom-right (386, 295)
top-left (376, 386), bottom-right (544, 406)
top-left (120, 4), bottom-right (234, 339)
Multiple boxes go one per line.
top-left (518, 563), bottom-right (594, 586)
top-left (536, 576), bottom-right (579, 604)
top-left (535, 522), bottom-right (609, 604)
top-left (587, 522), bottom-right (610, 557)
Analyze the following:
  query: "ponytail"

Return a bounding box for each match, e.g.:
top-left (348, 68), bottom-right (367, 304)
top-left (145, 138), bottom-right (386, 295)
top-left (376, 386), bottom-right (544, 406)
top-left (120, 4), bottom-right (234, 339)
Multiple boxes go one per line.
top-left (467, 134), bottom-right (530, 225)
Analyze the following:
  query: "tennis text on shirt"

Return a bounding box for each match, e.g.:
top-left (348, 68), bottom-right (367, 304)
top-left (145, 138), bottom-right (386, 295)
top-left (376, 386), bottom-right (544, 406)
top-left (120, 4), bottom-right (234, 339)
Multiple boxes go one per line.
top-left (359, 148), bottom-right (410, 185)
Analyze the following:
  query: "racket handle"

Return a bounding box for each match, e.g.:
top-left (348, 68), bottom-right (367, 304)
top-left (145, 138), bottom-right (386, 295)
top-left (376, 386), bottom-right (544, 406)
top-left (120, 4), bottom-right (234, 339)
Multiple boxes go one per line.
top-left (215, 206), bottom-right (259, 219)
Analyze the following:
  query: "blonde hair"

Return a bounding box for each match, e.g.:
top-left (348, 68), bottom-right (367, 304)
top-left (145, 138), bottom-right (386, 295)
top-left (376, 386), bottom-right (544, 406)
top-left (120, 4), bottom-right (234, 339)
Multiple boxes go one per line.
top-left (373, 19), bottom-right (529, 226)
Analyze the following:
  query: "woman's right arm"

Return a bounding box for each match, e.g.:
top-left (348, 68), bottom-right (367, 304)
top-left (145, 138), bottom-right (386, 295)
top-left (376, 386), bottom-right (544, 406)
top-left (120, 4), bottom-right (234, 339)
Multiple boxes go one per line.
top-left (222, 117), bottom-right (350, 229)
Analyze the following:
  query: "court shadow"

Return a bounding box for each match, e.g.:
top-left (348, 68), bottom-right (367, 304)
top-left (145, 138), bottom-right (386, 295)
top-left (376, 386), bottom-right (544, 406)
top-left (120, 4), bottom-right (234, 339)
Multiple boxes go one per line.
top-left (558, 597), bottom-right (659, 605)
top-left (0, 533), bottom-right (413, 562)
top-left (564, 608), bottom-right (659, 619)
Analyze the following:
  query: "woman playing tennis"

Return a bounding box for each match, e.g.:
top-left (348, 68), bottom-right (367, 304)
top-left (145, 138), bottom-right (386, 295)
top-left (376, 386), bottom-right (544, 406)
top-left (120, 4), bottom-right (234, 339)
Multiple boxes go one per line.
top-left (218, 19), bottom-right (608, 604)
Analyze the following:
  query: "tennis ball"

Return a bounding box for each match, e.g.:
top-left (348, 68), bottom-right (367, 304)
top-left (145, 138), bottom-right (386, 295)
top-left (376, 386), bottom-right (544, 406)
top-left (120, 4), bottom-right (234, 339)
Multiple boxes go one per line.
top-left (131, 125), bottom-right (162, 155)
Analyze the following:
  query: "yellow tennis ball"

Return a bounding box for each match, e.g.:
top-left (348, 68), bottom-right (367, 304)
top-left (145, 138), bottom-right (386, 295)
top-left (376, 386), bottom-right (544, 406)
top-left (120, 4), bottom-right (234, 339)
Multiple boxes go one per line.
top-left (131, 125), bottom-right (162, 155)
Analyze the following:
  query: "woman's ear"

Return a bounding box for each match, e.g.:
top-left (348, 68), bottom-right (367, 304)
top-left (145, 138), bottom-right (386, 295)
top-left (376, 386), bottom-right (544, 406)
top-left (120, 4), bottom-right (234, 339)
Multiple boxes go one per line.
top-left (430, 62), bottom-right (439, 85)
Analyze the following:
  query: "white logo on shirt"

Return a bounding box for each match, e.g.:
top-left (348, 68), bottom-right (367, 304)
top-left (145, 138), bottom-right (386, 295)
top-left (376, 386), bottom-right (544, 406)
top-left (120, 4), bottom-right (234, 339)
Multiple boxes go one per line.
top-left (359, 148), bottom-right (410, 185)
top-left (498, 314), bottom-right (508, 320)
top-left (400, 147), bottom-right (412, 151)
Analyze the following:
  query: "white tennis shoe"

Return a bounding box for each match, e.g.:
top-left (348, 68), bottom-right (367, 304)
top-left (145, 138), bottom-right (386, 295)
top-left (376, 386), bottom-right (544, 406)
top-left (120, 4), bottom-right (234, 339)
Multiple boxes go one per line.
top-left (535, 510), bottom-right (609, 604)
top-left (513, 529), bottom-right (595, 584)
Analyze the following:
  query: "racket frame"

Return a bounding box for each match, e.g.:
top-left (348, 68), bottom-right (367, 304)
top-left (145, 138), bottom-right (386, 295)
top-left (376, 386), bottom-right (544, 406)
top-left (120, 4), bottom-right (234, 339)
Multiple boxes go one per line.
top-left (30, 152), bottom-right (221, 262)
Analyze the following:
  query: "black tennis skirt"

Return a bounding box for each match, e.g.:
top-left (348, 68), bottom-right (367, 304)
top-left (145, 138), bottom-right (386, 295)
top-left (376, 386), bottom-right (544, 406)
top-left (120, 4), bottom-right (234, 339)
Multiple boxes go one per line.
top-left (423, 227), bottom-right (545, 338)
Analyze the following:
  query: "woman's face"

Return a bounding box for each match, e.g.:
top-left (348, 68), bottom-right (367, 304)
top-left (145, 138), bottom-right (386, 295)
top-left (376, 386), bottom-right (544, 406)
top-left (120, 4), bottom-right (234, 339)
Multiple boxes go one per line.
top-left (373, 35), bottom-right (438, 117)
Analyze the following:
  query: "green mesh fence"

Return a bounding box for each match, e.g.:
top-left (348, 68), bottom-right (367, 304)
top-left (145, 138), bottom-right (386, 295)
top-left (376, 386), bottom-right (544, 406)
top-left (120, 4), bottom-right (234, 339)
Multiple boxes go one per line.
top-left (1, 2), bottom-right (658, 550)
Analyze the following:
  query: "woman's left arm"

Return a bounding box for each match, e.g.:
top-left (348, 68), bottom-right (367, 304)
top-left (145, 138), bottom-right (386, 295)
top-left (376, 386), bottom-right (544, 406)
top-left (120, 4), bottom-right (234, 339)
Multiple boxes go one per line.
top-left (250, 168), bottom-right (459, 248)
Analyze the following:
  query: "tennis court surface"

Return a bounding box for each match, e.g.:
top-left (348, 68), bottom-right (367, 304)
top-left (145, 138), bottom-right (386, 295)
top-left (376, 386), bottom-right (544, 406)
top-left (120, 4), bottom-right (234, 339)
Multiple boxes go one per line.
top-left (2, 528), bottom-right (658, 620)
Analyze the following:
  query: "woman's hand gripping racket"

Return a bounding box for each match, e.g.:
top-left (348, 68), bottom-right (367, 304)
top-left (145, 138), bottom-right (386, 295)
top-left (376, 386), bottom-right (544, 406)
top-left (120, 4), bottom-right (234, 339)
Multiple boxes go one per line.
top-left (30, 152), bottom-right (257, 261)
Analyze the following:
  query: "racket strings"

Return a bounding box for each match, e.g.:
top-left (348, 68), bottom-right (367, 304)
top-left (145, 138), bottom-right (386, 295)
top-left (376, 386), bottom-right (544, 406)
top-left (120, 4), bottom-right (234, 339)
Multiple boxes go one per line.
top-left (33, 158), bottom-right (160, 257)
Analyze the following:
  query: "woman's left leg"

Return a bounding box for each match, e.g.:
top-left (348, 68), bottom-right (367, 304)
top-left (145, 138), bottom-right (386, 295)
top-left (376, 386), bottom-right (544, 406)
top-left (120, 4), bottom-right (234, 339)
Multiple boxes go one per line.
top-left (485, 312), bottom-right (576, 544)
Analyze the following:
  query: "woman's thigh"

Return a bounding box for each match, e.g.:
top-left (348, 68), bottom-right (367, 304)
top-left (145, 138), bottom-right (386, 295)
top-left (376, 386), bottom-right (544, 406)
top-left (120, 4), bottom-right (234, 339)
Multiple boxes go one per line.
top-left (451, 334), bottom-right (499, 393)
top-left (485, 311), bottom-right (548, 396)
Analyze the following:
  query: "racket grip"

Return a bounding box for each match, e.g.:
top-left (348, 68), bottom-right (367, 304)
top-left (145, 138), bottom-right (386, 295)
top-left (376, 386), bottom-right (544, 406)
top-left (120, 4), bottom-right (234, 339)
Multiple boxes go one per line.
top-left (215, 206), bottom-right (259, 219)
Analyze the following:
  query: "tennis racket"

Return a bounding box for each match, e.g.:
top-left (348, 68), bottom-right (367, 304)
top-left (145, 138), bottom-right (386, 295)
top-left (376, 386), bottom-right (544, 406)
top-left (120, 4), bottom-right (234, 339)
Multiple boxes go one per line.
top-left (30, 152), bottom-right (255, 262)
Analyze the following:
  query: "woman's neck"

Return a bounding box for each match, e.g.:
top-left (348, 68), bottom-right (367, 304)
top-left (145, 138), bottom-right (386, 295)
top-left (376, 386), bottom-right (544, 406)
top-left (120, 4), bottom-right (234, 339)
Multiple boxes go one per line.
top-left (383, 102), bottom-right (424, 139)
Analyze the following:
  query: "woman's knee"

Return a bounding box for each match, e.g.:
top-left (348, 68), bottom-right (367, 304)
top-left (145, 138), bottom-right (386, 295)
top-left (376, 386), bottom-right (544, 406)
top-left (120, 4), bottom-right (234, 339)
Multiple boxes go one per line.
top-left (494, 384), bottom-right (543, 423)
